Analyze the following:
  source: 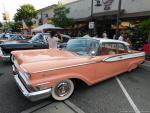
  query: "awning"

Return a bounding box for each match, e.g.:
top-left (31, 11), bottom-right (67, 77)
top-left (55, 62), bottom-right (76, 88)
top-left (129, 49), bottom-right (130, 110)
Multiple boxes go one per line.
top-left (31, 23), bottom-right (63, 32)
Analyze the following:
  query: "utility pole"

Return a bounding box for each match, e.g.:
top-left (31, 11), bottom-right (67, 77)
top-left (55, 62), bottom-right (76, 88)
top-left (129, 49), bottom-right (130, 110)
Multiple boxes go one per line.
top-left (89, 0), bottom-right (94, 37)
top-left (116, 0), bottom-right (122, 39)
top-left (2, 3), bottom-right (6, 32)
top-left (41, 11), bottom-right (43, 25)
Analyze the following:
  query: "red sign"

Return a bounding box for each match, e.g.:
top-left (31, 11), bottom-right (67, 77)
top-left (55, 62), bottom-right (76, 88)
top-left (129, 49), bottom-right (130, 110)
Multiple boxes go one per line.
top-left (103, 0), bottom-right (114, 10)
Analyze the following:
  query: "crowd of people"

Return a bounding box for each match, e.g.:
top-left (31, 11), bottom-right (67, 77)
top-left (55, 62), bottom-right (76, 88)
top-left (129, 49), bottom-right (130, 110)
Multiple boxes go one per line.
top-left (33, 30), bottom-right (133, 49)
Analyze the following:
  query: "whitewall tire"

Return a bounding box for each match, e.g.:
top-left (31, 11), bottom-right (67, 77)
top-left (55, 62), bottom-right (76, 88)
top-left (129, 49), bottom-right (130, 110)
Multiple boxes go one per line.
top-left (52, 79), bottom-right (74, 101)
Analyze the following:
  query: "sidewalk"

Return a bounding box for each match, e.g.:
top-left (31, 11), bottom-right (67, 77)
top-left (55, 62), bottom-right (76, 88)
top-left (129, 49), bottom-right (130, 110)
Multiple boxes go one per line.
top-left (22, 100), bottom-right (85, 113)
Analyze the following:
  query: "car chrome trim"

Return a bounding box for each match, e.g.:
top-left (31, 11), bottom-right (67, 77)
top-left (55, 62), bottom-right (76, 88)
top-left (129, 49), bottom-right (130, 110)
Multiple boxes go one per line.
top-left (103, 52), bottom-right (145, 62)
top-left (31, 52), bottom-right (145, 74)
top-left (20, 65), bottom-right (28, 73)
top-left (14, 74), bottom-right (51, 101)
top-left (0, 54), bottom-right (10, 60)
top-left (18, 69), bottom-right (30, 85)
top-left (31, 61), bottom-right (97, 74)
top-left (37, 81), bottom-right (51, 86)
top-left (13, 63), bottom-right (31, 85)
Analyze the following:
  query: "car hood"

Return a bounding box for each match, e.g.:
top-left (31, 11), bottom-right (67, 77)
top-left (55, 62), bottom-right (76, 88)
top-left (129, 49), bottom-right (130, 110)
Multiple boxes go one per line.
top-left (12, 49), bottom-right (80, 64)
top-left (0, 39), bottom-right (7, 43)
top-left (12, 49), bottom-right (101, 74)
top-left (0, 40), bottom-right (29, 44)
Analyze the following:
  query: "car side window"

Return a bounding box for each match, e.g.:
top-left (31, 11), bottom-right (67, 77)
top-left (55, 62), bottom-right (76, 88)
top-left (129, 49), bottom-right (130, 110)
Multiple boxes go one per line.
top-left (101, 43), bottom-right (117, 55)
top-left (117, 43), bottom-right (128, 54)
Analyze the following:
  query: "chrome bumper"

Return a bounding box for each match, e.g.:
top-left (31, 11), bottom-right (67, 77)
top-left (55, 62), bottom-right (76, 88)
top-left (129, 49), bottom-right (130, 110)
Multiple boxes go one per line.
top-left (0, 55), bottom-right (10, 61)
top-left (14, 74), bottom-right (52, 101)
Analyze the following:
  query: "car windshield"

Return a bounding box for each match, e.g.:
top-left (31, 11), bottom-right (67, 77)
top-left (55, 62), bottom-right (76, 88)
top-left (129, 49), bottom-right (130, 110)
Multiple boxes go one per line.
top-left (65, 38), bottom-right (100, 56)
top-left (10, 35), bottom-right (25, 40)
top-left (30, 34), bottom-right (44, 43)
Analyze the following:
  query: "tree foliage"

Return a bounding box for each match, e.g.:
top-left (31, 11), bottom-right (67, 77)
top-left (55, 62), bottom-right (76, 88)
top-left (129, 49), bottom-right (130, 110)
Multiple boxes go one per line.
top-left (138, 19), bottom-right (150, 33)
top-left (52, 4), bottom-right (74, 28)
top-left (10, 22), bottom-right (22, 32)
top-left (14, 4), bottom-right (37, 28)
top-left (138, 19), bottom-right (150, 43)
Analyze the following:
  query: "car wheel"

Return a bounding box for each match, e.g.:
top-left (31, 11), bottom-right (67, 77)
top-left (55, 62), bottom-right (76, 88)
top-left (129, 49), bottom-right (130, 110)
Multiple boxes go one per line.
top-left (52, 79), bottom-right (74, 101)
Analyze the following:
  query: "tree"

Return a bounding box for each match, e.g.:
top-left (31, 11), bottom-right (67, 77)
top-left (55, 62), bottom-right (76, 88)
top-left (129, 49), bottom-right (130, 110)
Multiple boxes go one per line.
top-left (14, 4), bottom-right (37, 29)
top-left (10, 22), bottom-right (22, 33)
top-left (138, 19), bottom-right (150, 43)
top-left (52, 4), bottom-right (74, 28)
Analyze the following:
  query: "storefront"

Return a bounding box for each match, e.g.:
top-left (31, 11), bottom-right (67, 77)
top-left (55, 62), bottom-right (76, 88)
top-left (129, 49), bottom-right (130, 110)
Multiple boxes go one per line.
top-left (64, 0), bottom-right (150, 38)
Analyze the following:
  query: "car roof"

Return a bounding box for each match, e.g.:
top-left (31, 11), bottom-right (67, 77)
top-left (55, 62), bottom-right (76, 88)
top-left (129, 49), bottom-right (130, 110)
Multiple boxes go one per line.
top-left (78, 37), bottom-right (130, 46)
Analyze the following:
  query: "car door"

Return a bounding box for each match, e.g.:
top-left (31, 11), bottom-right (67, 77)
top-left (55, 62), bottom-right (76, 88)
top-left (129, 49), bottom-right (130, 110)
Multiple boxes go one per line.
top-left (32, 34), bottom-right (48, 49)
top-left (95, 42), bottom-right (129, 82)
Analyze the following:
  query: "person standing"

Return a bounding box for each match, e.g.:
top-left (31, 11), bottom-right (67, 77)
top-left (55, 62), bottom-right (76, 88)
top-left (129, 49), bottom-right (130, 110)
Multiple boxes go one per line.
top-left (82, 30), bottom-right (90, 38)
top-left (118, 33), bottom-right (124, 41)
top-left (48, 31), bottom-right (62, 49)
top-left (102, 32), bottom-right (108, 39)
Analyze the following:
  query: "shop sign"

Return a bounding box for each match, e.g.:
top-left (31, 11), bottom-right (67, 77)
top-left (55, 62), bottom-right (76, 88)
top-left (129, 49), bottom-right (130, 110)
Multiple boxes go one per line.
top-left (89, 22), bottom-right (95, 29)
top-left (103, 0), bottom-right (114, 10)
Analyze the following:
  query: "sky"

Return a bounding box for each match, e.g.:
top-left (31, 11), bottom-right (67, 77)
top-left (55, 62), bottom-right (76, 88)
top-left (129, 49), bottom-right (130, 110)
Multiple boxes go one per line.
top-left (0, 0), bottom-right (60, 22)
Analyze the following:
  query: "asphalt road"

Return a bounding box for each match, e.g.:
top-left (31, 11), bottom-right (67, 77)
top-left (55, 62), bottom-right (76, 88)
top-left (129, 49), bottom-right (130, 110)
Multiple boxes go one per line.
top-left (0, 61), bottom-right (150, 113)
top-left (0, 61), bottom-right (52, 113)
top-left (69, 62), bottom-right (150, 113)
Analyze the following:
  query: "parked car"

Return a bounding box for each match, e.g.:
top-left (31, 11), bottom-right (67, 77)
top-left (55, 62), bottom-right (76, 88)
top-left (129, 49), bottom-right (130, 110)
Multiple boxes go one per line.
top-left (11, 37), bottom-right (145, 101)
top-left (0, 33), bottom-right (26, 44)
top-left (0, 33), bottom-right (49, 61)
top-left (58, 34), bottom-right (71, 48)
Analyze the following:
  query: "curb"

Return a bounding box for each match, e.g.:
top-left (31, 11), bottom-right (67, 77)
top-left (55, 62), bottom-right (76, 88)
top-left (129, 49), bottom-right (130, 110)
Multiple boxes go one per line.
top-left (21, 100), bottom-right (85, 113)
top-left (64, 100), bottom-right (85, 113)
top-left (21, 100), bottom-right (53, 113)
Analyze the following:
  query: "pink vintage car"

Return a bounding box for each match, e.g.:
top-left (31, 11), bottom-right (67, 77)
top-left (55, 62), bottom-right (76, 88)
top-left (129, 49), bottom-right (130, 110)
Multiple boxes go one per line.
top-left (11, 37), bottom-right (145, 101)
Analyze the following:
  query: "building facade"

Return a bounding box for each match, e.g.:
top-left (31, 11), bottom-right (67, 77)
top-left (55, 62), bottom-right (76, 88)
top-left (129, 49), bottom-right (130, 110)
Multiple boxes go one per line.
top-left (64, 0), bottom-right (150, 37)
top-left (33, 4), bottom-right (56, 27)
top-left (35, 0), bottom-right (150, 37)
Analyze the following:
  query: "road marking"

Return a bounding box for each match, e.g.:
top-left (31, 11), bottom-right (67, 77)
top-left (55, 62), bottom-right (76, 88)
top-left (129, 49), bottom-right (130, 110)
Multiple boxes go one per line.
top-left (116, 77), bottom-right (141, 113)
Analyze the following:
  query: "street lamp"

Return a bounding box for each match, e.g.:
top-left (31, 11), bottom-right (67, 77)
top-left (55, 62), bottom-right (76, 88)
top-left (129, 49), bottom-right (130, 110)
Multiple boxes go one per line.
top-left (116, 0), bottom-right (122, 39)
top-left (89, 0), bottom-right (101, 36)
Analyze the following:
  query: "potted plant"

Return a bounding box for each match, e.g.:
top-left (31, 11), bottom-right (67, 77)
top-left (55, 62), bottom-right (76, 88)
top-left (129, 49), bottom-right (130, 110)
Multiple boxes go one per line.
top-left (138, 19), bottom-right (150, 60)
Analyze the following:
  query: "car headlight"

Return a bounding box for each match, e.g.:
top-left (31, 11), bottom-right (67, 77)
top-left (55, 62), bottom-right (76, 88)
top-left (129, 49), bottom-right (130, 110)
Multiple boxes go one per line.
top-left (20, 65), bottom-right (31, 80)
top-left (35, 85), bottom-right (47, 91)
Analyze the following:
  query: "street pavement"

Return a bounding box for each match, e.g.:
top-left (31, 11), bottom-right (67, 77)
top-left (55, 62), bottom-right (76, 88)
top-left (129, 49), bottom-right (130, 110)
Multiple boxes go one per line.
top-left (0, 61), bottom-right (52, 113)
top-left (0, 61), bottom-right (150, 113)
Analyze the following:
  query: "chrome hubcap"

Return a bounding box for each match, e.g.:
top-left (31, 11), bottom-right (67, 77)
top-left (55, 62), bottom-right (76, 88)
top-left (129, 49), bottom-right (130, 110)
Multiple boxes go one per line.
top-left (55, 82), bottom-right (71, 97)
